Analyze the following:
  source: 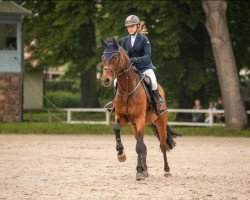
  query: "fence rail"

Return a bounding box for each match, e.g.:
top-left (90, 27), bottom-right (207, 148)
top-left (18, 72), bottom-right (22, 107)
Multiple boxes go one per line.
top-left (59, 108), bottom-right (250, 127)
top-left (24, 108), bottom-right (250, 126)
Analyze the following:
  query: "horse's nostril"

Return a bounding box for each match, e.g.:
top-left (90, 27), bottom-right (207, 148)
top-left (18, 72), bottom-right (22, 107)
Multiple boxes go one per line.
top-left (101, 78), bottom-right (111, 87)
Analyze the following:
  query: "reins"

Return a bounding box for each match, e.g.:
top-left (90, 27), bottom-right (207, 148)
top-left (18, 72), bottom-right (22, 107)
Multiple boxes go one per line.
top-left (103, 49), bottom-right (142, 96)
top-left (116, 75), bottom-right (145, 96)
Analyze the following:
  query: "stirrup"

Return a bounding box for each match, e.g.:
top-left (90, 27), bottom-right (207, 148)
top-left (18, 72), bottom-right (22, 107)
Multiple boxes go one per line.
top-left (159, 108), bottom-right (168, 115)
top-left (104, 101), bottom-right (114, 114)
top-left (155, 106), bottom-right (168, 116)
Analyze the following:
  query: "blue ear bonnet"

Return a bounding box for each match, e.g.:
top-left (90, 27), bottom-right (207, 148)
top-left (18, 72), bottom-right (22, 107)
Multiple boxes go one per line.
top-left (102, 43), bottom-right (119, 61)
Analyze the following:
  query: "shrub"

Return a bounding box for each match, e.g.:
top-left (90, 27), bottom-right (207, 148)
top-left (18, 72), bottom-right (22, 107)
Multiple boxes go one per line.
top-left (44, 91), bottom-right (80, 108)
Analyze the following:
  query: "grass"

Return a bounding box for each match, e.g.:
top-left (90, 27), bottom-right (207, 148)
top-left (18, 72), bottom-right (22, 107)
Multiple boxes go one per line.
top-left (0, 123), bottom-right (249, 137)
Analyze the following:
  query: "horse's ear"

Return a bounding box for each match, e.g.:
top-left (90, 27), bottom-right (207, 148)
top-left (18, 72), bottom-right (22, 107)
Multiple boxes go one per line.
top-left (112, 37), bottom-right (119, 50)
top-left (101, 38), bottom-right (108, 47)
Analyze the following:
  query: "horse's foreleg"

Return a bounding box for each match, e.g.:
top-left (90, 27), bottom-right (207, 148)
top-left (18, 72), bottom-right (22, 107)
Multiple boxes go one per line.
top-left (113, 120), bottom-right (126, 162)
top-left (134, 119), bottom-right (148, 181)
top-left (135, 132), bottom-right (148, 180)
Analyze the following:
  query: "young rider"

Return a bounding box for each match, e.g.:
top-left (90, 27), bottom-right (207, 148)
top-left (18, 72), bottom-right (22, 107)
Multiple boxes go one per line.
top-left (121, 15), bottom-right (167, 115)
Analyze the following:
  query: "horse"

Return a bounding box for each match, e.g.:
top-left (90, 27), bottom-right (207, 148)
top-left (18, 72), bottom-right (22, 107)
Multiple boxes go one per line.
top-left (101, 37), bottom-right (181, 181)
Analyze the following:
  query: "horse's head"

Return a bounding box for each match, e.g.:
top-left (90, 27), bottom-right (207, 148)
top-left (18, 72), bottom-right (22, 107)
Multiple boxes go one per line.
top-left (101, 37), bottom-right (120, 87)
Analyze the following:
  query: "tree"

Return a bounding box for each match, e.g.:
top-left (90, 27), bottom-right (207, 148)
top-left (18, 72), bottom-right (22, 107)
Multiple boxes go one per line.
top-left (19, 0), bottom-right (99, 107)
top-left (98, 1), bottom-right (219, 108)
top-left (202, 0), bottom-right (248, 129)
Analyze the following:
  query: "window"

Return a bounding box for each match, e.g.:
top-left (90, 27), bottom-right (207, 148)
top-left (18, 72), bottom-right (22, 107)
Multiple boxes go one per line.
top-left (0, 23), bottom-right (17, 51)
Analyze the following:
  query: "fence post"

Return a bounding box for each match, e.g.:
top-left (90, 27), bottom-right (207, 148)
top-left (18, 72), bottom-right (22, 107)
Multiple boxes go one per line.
top-left (67, 109), bottom-right (71, 124)
top-left (209, 109), bottom-right (214, 127)
top-left (105, 112), bottom-right (110, 125)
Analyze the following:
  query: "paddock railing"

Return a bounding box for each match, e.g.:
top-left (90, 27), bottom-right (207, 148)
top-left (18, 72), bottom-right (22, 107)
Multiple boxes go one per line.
top-left (64, 108), bottom-right (250, 126)
top-left (65, 108), bottom-right (110, 125)
top-left (25, 108), bottom-right (250, 126)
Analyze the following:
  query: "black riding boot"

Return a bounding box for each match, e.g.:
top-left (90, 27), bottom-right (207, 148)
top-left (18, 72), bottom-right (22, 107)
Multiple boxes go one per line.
top-left (152, 89), bottom-right (167, 115)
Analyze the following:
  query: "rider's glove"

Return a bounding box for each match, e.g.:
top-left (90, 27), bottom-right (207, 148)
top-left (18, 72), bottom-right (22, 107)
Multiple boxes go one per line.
top-left (130, 57), bottom-right (138, 64)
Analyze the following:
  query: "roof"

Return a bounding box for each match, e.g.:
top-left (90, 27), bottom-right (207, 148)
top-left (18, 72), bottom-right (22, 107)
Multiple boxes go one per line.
top-left (0, 1), bottom-right (32, 16)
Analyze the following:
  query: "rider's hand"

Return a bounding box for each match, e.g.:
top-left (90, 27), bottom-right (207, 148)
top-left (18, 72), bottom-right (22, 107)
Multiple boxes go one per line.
top-left (130, 57), bottom-right (138, 64)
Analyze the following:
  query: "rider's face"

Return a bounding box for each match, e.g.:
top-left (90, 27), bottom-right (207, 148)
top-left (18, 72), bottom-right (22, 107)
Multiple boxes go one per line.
top-left (127, 24), bottom-right (138, 35)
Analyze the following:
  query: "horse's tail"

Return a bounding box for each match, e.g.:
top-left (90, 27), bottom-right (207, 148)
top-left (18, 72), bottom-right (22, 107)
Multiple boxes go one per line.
top-left (150, 124), bottom-right (182, 151)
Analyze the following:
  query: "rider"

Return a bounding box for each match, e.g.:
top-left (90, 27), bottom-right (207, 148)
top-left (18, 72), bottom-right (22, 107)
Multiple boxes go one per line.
top-left (121, 15), bottom-right (167, 115)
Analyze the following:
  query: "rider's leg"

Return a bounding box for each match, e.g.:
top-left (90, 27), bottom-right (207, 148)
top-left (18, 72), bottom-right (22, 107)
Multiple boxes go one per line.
top-left (142, 69), bottom-right (167, 115)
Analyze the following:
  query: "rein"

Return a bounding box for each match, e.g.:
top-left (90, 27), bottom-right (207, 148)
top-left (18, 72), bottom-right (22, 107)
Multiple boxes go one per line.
top-left (116, 75), bottom-right (145, 96)
top-left (103, 50), bottom-right (141, 96)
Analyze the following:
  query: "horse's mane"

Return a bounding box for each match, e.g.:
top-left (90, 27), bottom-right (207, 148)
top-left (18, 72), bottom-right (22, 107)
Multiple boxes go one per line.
top-left (118, 46), bottom-right (130, 64)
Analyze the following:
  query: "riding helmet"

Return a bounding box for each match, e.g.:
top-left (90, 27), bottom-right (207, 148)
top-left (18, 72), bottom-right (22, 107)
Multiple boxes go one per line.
top-left (125, 15), bottom-right (140, 26)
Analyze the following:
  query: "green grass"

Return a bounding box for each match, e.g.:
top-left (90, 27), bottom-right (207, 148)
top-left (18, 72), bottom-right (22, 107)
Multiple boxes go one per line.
top-left (0, 123), bottom-right (249, 137)
top-left (177, 127), bottom-right (250, 137)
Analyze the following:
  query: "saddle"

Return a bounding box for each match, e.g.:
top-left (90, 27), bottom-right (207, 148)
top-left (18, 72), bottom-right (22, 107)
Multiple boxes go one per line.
top-left (137, 73), bottom-right (153, 104)
top-left (135, 71), bottom-right (164, 104)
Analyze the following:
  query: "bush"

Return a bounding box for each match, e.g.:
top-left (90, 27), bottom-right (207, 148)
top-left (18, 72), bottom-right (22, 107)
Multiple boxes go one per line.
top-left (44, 91), bottom-right (80, 108)
top-left (46, 81), bottom-right (79, 92)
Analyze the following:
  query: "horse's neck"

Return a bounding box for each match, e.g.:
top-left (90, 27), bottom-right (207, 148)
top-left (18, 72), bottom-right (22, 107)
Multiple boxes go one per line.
top-left (117, 56), bottom-right (138, 93)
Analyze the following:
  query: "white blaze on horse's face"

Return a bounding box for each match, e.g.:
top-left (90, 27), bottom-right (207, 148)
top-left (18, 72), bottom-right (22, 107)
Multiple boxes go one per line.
top-left (101, 58), bottom-right (116, 87)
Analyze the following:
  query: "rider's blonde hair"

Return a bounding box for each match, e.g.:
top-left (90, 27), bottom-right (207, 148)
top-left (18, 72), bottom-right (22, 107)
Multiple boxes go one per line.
top-left (138, 21), bottom-right (148, 35)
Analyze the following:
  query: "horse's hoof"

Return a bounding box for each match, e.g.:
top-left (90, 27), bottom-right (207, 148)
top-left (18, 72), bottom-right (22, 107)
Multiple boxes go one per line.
top-left (117, 152), bottom-right (126, 162)
top-left (136, 172), bottom-right (145, 181)
top-left (164, 172), bottom-right (172, 177)
top-left (142, 170), bottom-right (149, 178)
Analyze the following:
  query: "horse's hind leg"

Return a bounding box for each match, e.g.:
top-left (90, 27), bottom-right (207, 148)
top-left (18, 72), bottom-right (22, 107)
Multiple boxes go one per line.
top-left (155, 117), bottom-right (172, 177)
top-left (113, 118), bottom-right (127, 162)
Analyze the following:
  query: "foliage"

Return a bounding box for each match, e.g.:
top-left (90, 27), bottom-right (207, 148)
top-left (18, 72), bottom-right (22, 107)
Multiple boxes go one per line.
top-left (14, 0), bottom-right (250, 108)
top-left (46, 81), bottom-right (79, 93)
top-left (97, 1), bottom-right (219, 107)
top-left (44, 91), bottom-right (80, 108)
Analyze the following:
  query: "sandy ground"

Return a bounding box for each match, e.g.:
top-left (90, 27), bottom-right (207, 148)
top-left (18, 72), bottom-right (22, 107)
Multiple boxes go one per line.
top-left (0, 134), bottom-right (249, 200)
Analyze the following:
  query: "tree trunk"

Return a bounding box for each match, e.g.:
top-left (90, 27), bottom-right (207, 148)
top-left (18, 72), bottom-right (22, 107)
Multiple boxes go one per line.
top-left (80, 68), bottom-right (99, 108)
top-left (202, 0), bottom-right (248, 129)
top-left (79, 22), bottom-right (99, 108)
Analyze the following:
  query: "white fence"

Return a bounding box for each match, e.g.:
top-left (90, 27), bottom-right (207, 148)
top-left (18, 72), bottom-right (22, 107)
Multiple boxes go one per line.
top-left (63, 108), bottom-right (250, 127)
top-left (66, 108), bottom-right (110, 125)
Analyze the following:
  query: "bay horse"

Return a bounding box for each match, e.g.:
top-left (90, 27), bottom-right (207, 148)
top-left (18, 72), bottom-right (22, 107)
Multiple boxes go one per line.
top-left (101, 37), bottom-right (181, 181)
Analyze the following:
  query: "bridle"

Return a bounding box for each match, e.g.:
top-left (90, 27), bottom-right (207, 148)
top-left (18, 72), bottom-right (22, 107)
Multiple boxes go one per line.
top-left (102, 49), bottom-right (144, 97)
top-left (102, 50), bottom-right (132, 78)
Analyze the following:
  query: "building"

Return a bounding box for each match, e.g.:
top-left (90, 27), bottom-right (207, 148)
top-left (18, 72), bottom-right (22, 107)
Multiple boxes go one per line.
top-left (0, 1), bottom-right (32, 122)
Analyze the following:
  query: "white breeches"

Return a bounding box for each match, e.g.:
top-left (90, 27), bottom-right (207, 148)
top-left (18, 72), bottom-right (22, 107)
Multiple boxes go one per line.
top-left (113, 69), bottom-right (158, 90)
top-left (142, 69), bottom-right (158, 90)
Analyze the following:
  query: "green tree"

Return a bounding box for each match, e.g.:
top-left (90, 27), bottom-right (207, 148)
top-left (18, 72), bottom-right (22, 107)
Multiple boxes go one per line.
top-left (17, 0), bottom-right (250, 126)
top-left (98, 1), bottom-right (217, 108)
top-left (18, 0), bottom-right (99, 107)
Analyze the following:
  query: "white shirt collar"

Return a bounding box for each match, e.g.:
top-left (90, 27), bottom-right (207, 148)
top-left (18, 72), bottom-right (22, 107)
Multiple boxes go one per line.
top-left (131, 33), bottom-right (137, 47)
top-left (131, 33), bottom-right (137, 38)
